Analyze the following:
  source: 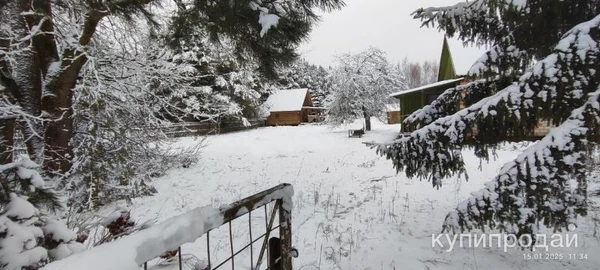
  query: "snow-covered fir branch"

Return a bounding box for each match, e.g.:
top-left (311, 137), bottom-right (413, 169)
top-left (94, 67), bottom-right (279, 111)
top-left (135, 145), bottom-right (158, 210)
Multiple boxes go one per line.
top-left (376, 12), bottom-right (600, 235)
top-left (403, 78), bottom-right (500, 131)
top-left (443, 86), bottom-right (600, 235)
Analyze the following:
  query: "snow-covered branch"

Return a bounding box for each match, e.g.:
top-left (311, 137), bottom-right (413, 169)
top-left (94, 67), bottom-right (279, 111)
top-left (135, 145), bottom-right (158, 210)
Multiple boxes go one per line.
top-left (443, 86), bottom-right (600, 234)
top-left (376, 14), bottom-right (600, 186)
top-left (328, 48), bottom-right (404, 128)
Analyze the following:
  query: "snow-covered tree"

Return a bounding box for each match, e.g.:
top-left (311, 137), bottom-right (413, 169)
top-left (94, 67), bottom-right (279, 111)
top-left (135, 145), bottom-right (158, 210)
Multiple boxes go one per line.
top-left (375, 0), bottom-right (600, 237)
top-left (277, 59), bottom-right (334, 107)
top-left (0, 0), bottom-right (345, 176)
top-left (327, 48), bottom-right (404, 130)
top-left (0, 160), bottom-right (83, 269)
top-left (398, 57), bottom-right (439, 89)
top-left (1, 0), bottom-right (346, 210)
top-left (160, 36), bottom-right (268, 123)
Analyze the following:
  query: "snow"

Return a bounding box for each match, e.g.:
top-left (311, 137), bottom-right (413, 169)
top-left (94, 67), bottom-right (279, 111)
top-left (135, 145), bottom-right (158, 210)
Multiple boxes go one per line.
top-left (42, 206), bottom-right (224, 270)
top-left (16, 167), bottom-right (45, 188)
top-left (258, 13), bottom-right (280, 37)
top-left (0, 194), bottom-right (49, 270)
top-left (0, 158), bottom-right (39, 173)
top-left (249, 1), bottom-right (281, 37)
top-left (0, 216), bottom-right (48, 270)
top-left (389, 78), bottom-right (464, 98)
top-left (100, 207), bottom-right (131, 226)
top-left (3, 193), bottom-right (38, 220)
top-left (42, 220), bottom-right (78, 243)
top-left (44, 120), bottom-right (600, 270)
top-left (47, 243), bottom-right (85, 261)
top-left (384, 103), bottom-right (400, 112)
top-left (263, 88), bottom-right (308, 112)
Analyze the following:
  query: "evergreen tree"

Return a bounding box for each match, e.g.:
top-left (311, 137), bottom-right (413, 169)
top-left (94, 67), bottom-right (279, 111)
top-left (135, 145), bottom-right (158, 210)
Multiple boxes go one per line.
top-left (375, 0), bottom-right (600, 237)
top-left (277, 59), bottom-right (334, 107)
top-left (0, 160), bottom-right (83, 269)
top-left (162, 36), bottom-right (268, 123)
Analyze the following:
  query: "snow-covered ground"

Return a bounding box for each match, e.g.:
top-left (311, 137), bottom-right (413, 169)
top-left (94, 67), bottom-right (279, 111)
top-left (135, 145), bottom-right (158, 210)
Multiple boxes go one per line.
top-left (67, 120), bottom-right (600, 269)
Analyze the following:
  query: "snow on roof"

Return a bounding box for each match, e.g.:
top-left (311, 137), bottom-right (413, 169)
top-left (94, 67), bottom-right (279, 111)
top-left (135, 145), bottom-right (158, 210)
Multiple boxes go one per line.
top-left (389, 78), bottom-right (464, 98)
top-left (264, 88), bottom-right (308, 112)
top-left (384, 104), bottom-right (400, 112)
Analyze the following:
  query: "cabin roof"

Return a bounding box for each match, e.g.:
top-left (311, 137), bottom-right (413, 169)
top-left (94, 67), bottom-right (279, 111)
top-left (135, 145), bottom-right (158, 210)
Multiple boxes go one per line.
top-left (384, 103), bottom-right (400, 112)
top-left (389, 78), bottom-right (464, 98)
top-left (264, 88), bottom-right (309, 112)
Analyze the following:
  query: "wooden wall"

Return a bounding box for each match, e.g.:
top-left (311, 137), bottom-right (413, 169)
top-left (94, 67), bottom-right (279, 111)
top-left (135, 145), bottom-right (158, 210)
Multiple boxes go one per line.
top-left (387, 111), bottom-right (401, 124)
top-left (266, 111), bottom-right (302, 126)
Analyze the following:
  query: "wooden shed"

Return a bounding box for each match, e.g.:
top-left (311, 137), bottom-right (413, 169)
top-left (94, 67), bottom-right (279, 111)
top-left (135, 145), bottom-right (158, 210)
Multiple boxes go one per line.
top-left (389, 78), bottom-right (464, 131)
top-left (264, 89), bottom-right (324, 126)
top-left (384, 104), bottom-right (402, 124)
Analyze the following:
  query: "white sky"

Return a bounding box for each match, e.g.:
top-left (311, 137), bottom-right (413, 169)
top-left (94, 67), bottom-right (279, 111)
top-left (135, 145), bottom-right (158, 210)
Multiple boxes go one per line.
top-left (298, 0), bottom-right (487, 75)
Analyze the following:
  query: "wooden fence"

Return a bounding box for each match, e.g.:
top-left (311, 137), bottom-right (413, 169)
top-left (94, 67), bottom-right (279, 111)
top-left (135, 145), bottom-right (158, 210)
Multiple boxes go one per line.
top-left (164, 119), bottom-right (266, 138)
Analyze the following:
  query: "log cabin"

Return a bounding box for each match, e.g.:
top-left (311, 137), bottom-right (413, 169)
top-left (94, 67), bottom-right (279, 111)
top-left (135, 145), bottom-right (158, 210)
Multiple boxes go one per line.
top-left (263, 89), bottom-right (326, 126)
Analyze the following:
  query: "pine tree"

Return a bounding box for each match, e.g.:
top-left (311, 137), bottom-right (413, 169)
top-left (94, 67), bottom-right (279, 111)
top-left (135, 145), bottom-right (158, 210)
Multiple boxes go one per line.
top-left (375, 0), bottom-right (600, 236)
top-left (277, 59), bottom-right (334, 107)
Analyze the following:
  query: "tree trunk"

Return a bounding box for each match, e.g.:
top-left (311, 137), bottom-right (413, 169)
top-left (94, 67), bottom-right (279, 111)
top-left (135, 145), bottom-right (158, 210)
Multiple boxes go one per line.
top-left (42, 11), bottom-right (106, 175)
top-left (42, 69), bottom-right (79, 174)
top-left (3, 0), bottom-right (45, 164)
top-left (362, 107), bottom-right (371, 131)
top-left (0, 118), bottom-right (15, 196)
top-left (0, 118), bottom-right (15, 164)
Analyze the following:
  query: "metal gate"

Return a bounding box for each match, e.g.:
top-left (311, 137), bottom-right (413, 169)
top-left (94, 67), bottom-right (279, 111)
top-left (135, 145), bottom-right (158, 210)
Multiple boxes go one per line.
top-left (142, 183), bottom-right (295, 270)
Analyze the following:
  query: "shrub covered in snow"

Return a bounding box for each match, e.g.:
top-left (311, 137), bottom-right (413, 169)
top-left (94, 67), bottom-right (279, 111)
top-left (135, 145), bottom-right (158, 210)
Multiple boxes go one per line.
top-left (0, 160), bottom-right (83, 269)
top-left (0, 194), bottom-right (84, 269)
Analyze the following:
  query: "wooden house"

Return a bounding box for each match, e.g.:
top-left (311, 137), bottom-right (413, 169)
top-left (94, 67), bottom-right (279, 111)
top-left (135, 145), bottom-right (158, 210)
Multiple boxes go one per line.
top-left (263, 89), bottom-right (326, 126)
top-left (390, 37), bottom-right (552, 139)
top-left (389, 78), bottom-right (465, 131)
top-left (390, 36), bottom-right (466, 132)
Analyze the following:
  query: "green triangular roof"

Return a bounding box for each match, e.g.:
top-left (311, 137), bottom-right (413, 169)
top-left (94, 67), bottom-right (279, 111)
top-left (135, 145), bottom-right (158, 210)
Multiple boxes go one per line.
top-left (437, 36), bottom-right (457, 82)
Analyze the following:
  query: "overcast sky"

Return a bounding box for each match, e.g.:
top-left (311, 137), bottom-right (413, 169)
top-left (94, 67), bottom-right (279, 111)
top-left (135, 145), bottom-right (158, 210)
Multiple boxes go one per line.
top-left (298, 0), bottom-right (487, 75)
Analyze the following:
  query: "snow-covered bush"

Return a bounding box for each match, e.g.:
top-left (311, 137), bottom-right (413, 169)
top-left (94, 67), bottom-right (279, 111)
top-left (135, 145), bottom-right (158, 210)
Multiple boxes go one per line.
top-left (0, 161), bottom-right (83, 269)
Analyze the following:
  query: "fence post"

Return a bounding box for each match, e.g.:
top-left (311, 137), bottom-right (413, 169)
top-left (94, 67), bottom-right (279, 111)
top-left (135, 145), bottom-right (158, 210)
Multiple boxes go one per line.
top-left (268, 237), bottom-right (281, 270)
top-left (278, 199), bottom-right (293, 270)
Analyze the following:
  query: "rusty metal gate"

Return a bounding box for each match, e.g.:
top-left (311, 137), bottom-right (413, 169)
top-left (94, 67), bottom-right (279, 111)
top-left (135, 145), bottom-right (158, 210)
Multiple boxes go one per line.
top-left (143, 183), bottom-right (295, 270)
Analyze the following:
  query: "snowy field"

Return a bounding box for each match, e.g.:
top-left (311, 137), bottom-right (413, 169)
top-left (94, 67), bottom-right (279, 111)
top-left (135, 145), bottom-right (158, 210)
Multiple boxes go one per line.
top-left (101, 120), bottom-right (600, 269)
